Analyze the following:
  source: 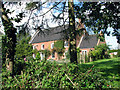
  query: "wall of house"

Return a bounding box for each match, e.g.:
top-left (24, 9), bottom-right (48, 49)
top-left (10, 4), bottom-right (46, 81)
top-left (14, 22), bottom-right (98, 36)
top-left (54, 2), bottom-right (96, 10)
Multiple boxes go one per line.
top-left (79, 48), bottom-right (94, 63)
top-left (32, 40), bottom-right (69, 60)
top-left (80, 48), bottom-right (94, 55)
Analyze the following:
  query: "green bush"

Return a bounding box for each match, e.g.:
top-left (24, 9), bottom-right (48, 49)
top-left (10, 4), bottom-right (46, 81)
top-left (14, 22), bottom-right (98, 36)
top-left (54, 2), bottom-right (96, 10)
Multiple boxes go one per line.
top-left (54, 40), bottom-right (65, 58)
top-left (35, 52), bottom-right (41, 60)
top-left (15, 36), bottom-right (33, 59)
top-left (89, 44), bottom-right (110, 61)
top-left (2, 58), bottom-right (112, 89)
top-left (117, 50), bottom-right (120, 57)
top-left (65, 50), bottom-right (70, 60)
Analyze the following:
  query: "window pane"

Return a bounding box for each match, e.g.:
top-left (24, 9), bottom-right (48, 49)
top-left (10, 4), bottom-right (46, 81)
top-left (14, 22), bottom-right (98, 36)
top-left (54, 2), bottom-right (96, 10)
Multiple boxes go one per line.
top-left (51, 43), bottom-right (54, 49)
top-left (41, 44), bottom-right (44, 50)
top-left (64, 41), bottom-right (68, 46)
top-left (52, 51), bottom-right (55, 58)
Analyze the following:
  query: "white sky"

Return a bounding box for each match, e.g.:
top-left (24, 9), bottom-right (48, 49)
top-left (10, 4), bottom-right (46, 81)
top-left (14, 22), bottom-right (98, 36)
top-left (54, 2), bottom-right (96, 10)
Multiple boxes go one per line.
top-left (0, 1), bottom-right (119, 49)
top-left (105, 27), bottom-right (118, 50)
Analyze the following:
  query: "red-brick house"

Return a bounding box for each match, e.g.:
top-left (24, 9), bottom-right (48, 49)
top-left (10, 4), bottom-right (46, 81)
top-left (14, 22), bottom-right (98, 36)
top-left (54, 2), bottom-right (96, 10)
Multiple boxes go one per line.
top-left (29, 24), bottom-right (105, 61)
top-left (77, 34), bottom-right (106, 63)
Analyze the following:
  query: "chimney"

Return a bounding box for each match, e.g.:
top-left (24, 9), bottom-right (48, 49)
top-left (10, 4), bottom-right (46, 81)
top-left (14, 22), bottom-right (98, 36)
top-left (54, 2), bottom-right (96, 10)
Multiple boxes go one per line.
top-left (78, 18), bottom-right (87, 35)
top-left (100, 31), bottom-right (103, 36)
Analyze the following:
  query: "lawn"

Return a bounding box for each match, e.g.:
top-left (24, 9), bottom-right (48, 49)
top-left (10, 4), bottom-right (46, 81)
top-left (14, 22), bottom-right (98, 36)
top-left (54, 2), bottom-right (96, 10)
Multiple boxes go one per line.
top-left (48, 57), bottom-right (120, 88)
top-left (84, 57), bottom-right (120, 88)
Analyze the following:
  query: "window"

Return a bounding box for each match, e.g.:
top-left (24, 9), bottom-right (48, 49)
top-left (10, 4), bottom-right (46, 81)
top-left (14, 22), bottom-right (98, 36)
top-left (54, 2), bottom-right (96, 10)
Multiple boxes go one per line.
top-left (40, 52), bottom-right (45, 60)
top-left (33, 45), bottom-right (38, 50)
top-left (33, 45), bottom-right (35, 50)
top-left (51, 43), bottom-right (54, 49)
top-left (64, 41), bottom-right (68, 47)
top-left (82, 50), bottom-right (87, 55)
top-left (41, 44), bottom-right (44, 50)
top-left (52, 51), bottom-right (55, 58)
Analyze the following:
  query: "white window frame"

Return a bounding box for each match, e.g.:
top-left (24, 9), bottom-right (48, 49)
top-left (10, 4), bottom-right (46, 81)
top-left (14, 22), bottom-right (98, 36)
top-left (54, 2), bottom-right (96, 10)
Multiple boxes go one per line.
top-left (51, 43), bottom-right (54, 49)
top-left (82, 50), bottom-right (87, 55)
top-left (41, 44), bottom-right (44, 50)
top-left (33, 45), bottom-right (35, 50)
top-left (40, 52), bottom-right (45, 60)
top-left (64, 41), bottom-right (68, 47)
top-left (33, 45), bottom-right (38, 50)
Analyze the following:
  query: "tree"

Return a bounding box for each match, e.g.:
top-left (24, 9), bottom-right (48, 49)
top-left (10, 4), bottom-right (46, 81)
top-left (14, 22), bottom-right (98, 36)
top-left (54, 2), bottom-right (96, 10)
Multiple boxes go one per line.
top-left (1, 4), bottom-right (17, 75)
top-left (1, 3), bottom-right (24, 75)
top-left (68, 0), bottom-right (77, 63)
top-left (75, 2), bottom-right (120, 43)
top-left (15, 34), bottom-right (33, 59)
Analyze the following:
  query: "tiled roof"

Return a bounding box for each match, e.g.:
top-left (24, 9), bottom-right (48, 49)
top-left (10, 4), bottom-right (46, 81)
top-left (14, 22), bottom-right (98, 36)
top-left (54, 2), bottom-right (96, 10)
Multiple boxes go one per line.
top-left (30, 25), bottom-right (69, 44)
top-left (80, 35), bottom-right (98, 48)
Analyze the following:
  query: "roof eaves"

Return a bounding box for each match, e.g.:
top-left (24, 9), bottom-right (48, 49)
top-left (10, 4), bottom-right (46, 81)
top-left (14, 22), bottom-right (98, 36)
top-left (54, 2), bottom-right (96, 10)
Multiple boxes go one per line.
top-left (29, 30), bottom-right (39, 44)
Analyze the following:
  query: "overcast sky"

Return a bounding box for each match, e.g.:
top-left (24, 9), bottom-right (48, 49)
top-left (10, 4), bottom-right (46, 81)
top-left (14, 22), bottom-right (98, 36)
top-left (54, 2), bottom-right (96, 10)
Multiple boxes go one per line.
top-left (0, 1), bottom-right (119, 49)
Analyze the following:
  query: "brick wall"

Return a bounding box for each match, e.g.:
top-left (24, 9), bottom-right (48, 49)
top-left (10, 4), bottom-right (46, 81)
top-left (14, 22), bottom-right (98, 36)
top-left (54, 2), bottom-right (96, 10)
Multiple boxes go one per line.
top-left (32, 40), bottom-right (69, 60)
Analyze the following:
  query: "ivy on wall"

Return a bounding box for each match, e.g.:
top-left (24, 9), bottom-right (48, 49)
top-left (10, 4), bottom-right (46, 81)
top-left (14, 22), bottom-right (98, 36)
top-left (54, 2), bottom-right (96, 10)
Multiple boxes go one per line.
top-left (39, 49), bottom-right (51, 60)
top-left (54, 40), bottom-right (64, 49)
top-left (54, 40), bottom-right (65, 57)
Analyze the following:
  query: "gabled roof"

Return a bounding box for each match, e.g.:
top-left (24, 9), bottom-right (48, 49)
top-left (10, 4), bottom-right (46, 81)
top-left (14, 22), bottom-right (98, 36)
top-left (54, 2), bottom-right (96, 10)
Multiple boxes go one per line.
top-left (80, 35), bottom-right (98, 49)
top-left (30, 25), bottom-right (69, 44)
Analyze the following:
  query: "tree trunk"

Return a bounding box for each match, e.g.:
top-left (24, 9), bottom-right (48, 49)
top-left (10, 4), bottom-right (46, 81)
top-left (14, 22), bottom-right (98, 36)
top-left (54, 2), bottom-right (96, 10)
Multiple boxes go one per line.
top-left (1, 4), bottom-right (16, 75)
top-left (68, 0), bottom-right (77, 63)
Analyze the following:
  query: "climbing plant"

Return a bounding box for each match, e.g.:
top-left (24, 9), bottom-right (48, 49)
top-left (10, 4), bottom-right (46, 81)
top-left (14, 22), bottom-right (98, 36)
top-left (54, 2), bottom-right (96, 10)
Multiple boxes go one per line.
top-left (39, 49), bottom-right (51, 60)
top-left (54, 40), bottom-right (65, 59)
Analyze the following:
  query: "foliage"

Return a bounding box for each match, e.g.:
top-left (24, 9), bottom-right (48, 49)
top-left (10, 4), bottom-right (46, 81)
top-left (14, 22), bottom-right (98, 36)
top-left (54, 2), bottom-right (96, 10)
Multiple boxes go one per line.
top-left (2, 58), bottom-right (115, 89)
top-left (97, 34), bottom-right (105, 42)
top-left (75, 2), bottom-right (120, 43)
top-left (26, 2), bottom-right (41, 10)
top-left (54, 40), bottom-right (65, 56)
top-left (35, 52), bottom-right (41, 60)
top-left (65, 50), bottom-right (70, 60)
top-left (2, 35), bottom-right (7, 64)
top-left (1, 3), bottom-right (24, 74)
top-left (117, 50), bottom-right (120, 57)
top-left (77, 48), bottom-right (81, 63)
top-left (89, 44), bottom-right (110, 61)
top-left (39, 49), bottom-right (51, 60)
top-left (15, 35), bottom-right (33, 59)
top-left (108, 49), bottom-right (119, 53)
top-left (0, 32), bottom-right (3, 47)
top-left (2, 5), bottom-right (17, 74)
top-left (85, 54), bottom-right (88, 63)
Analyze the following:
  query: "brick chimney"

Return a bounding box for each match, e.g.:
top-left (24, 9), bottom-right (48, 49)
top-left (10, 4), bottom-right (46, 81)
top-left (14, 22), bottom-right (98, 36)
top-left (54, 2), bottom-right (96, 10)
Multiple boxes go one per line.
top-left (78, 19), bottom-right (88, 35)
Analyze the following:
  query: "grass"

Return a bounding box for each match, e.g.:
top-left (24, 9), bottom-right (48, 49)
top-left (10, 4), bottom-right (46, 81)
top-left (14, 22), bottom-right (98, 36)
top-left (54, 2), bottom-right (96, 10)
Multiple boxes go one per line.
top-left (84, 57), bottom-right (120, 88)
top-left (47, 57), bottom-right (120, 88)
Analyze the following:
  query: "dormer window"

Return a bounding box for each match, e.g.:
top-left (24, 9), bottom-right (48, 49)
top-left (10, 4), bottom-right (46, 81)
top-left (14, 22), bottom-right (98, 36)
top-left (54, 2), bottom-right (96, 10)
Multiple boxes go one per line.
top-left (64, 41), bottom-right (68, 47)
top-left (51, 43), bottom-right (54, 49)
top-left (41, 44), bottom-right (44, 50)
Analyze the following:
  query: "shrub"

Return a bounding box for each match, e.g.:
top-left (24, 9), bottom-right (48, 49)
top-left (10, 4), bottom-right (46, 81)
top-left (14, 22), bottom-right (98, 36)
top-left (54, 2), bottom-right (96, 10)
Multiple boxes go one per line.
top-left (15, 35), bottom-right (33, 59)
top-left (89, 44), bottom-right (110, 61)
top-left (2, 58), bottom-right (112, 89)
top-left (65, 50), bottom-right (70, 60)
top-left (117, 50), bottom-right (120, 57)
top-left (35, 52), bottom-right (41, 60)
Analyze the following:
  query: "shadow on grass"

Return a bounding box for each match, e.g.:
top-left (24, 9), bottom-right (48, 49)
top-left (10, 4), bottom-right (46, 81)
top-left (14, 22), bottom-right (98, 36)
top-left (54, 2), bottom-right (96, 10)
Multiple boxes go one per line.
top-left (84, 58), bottom-right (120, 87)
